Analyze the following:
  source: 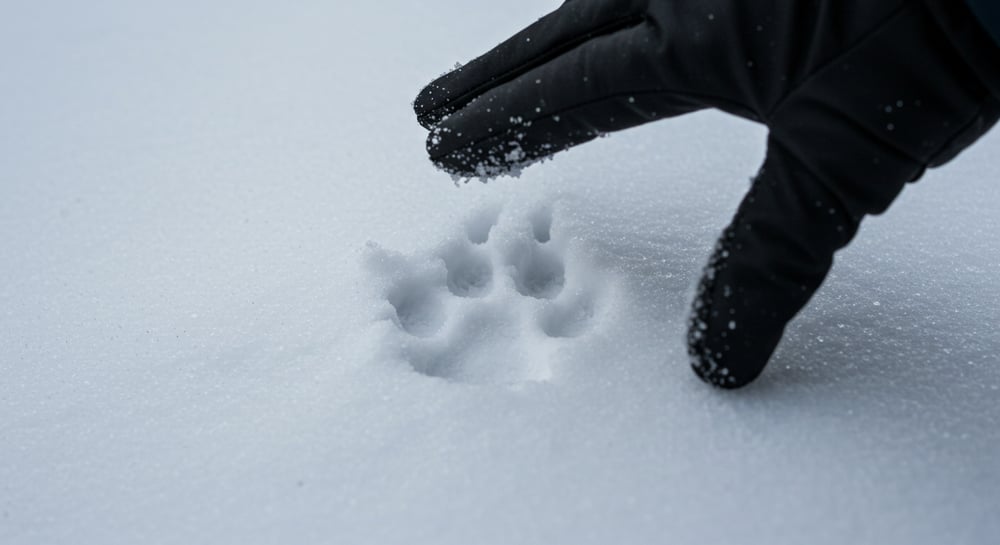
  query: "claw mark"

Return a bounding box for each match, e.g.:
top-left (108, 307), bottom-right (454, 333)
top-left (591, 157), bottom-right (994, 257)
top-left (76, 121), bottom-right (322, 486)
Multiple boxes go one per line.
top-left (465, 206), bottom-right (501, 245)
top-left (529, 206), bottom-right (553, 243)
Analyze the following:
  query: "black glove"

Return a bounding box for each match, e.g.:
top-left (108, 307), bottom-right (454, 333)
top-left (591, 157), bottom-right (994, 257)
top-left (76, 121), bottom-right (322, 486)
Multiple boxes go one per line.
top-left (414, 0), bottom-right (1000, 388)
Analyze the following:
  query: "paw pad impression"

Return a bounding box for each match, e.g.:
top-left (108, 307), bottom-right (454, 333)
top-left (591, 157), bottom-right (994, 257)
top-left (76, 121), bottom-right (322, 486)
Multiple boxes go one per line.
top-left (364, 203), bottom-right (616, 386)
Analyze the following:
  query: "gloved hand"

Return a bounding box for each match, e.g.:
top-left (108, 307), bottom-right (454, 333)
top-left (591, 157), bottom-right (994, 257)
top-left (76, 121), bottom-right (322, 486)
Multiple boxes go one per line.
top-left (413, 0), bottom-right (1000, 388)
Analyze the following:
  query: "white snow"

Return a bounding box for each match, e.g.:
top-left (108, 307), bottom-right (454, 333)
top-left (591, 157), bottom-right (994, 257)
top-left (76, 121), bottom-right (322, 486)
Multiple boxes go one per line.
top-left (2, 1), bottom-right (999, 544)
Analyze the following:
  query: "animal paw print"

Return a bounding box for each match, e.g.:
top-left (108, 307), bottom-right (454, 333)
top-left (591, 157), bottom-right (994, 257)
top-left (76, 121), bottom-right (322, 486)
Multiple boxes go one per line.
top-left (364, 203), bottom-right (613, 385)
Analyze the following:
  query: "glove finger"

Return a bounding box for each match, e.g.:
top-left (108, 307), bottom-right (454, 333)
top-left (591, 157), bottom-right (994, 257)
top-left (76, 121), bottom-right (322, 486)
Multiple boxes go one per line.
top-left (426, 21), bottom-right (710, 178)
top-left (414, 0), bottom-right (648, 129)
top-left (688, 136), bottom-right (866, 389)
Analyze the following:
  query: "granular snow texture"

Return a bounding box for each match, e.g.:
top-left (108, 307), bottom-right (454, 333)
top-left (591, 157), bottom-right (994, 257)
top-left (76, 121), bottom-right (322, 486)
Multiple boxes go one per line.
top-left (2, 1), bottom-right (998, 544)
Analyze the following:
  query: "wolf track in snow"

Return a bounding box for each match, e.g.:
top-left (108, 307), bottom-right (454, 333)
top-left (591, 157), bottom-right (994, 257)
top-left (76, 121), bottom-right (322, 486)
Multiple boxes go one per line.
top-left (364, 203), bottom-right (616, 385)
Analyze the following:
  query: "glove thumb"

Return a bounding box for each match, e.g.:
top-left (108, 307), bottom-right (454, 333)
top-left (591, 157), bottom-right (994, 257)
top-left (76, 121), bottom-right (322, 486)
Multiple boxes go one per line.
top-left (688, 136), bottom-right (865, 388)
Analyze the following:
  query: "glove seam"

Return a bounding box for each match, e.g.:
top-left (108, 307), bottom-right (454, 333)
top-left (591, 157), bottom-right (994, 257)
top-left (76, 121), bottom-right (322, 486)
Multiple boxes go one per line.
top-left (429, 88), bottom-right (755, 161)
top-left (764, 2), bottom-right (914, 123)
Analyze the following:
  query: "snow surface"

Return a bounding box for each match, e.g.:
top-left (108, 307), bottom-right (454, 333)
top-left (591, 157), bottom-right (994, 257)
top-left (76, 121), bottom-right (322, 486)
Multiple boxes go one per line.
top-left (2, 1), bottom-right (999, 543)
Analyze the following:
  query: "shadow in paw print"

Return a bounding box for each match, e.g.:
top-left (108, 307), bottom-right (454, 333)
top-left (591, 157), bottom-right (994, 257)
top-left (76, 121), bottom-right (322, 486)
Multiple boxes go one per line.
top-left (406, 306), bottom-right (547, 384)
top-left (367, 202), bottom-right (614, 386)
top-left (441, 244), bottom-right (494, 298)
top-left (464, 206), bottom-right (501, 245)
top-left (387, 279), bottom-right (445, 338)
top-left (509, 244), bottom-right (565, 299)
top-left (529, 206), bottom-right (553, 244)
top-left (540, 290), bottom-right (599, 338)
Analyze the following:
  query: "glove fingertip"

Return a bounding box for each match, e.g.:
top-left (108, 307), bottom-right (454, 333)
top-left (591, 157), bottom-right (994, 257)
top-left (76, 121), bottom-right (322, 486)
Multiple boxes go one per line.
top-left (414, 81), bottom-right (453, 129)
top-left (688, 349), bottom-right (765, 390)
